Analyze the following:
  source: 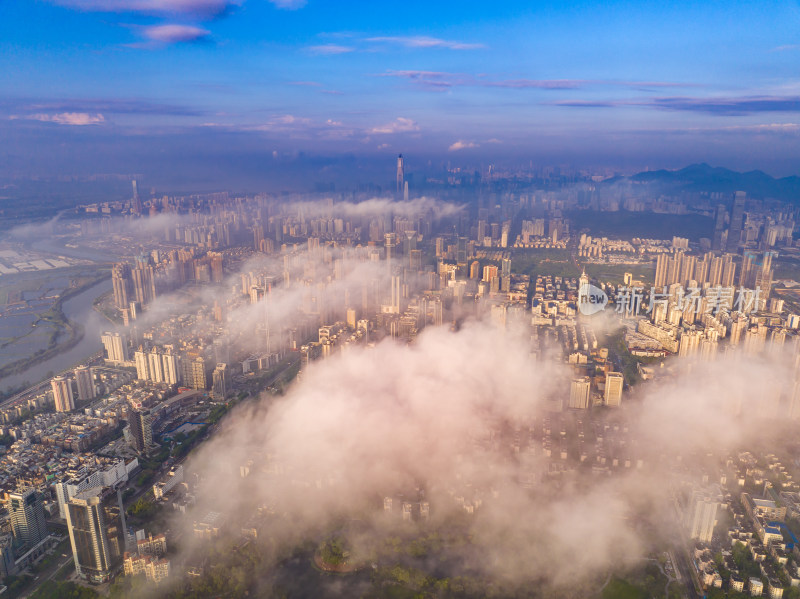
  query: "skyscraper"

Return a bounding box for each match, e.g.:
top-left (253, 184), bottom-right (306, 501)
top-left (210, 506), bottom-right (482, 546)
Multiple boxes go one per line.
top-left (212, 363), bottom-right (229, 400)
top-left (396, 154), bottom-right (404, 194)
top-left (66, 486), bottom-right (126, 583)
top-left (187, 356), bottom-right (208, 390)
top-left (161, 350), bottom-right (181, 386)
top-left (134, 348), bottom-right (149, 381)
top-left (713, 204), bottom-right (727, 251)
top-left (654, 254), bottom-right (670, 289)
top-left (132, 259), bottom-right (156, 306)
top-left (101, 332), bottom-right (129, 363)
top-left (131, 179), bottom-right (142, 216)
top-left (74, 366), bottom-right (95, 402)
top-left (726, 191), bottom-right (746, 252)
top-left (390, 273), bottom-right (402, 314)
top-left (148, 347), bottom-right (164, 383)
top-left (128, 408), bottom-right (153, 454)
top-left (111, 263), bottom-right (133, 310)
top-left (51, 376), bottom-right (75, 412)
top-left (687, 492), bottom-right (719, 543)
top-left (385, 232), bottom-right (397, 266)
top-left (7, 489), bottom-right (48, 550)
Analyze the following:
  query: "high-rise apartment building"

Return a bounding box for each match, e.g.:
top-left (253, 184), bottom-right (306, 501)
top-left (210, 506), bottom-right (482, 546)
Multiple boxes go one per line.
top-left (604, 372), bottom-right (623, 407)
top-left (132, 260), bottom-right (156, 306)
top-left (212, 363), bottom-right (229, 400)
top-left (148, 347), bottom-right (164, 383)
top-left (161, 350), bottom-right (181, 386)
top-left (66, 487), bottom-right (126, 583)
top-left (101, 332), bottom-right (129, 364)
top-left (726, 191), bottom-right (746, 252)
top-left (128, 408), bottom-right (153, 454)
top-left (7, 489), bottom-right (48, 550)
top-left (51, 376), bottom-right (75, 412)
top-left (74, 366), bottom-right (95, 402)
top-left (134, 348), bottom-right (149, 381)
top-left (181, 356), bottom-right (207, 390)
top-left (568, 377), bottom-right (591, 409)
top-left (111, 263), bottom-right (133, 310)
top-left (687, 493), bottom-right (719, 543)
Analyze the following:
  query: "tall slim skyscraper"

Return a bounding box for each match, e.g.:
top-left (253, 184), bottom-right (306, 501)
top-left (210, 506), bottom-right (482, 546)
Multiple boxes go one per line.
top-left (51, 376), bottom-right (75, 412)
top-left (66, 486), bottom-right (126, 583)
top-left (131, 180), bottom-right (142, 215)
top-left (134, 348), bottom-right (149, 381)
top-left (74, 366), bottom-right (95, 402)
top-left (148, 347), bottom-right (164, 383)
top-left (713, 204), bottom-right (727, 251)
top-left (212, 363), bottom-right (229, 400)
top-left (654, 254), bottom-right (670, 289)
top-left (385, 232), bottom-right (397, 265)
top-left (726, 191), bottom-right (746, 252)
top-left (132, 259), bottom-right (156, 306)
top-left (111, 263), bottom-right (133, 310)
top-left (396, 154), bottom-right (404, 194)
top-left (161, 350), bottom-right (181, 386)
top-left (390, 273), bottom-right (402, 314)
top-left (7, 489), bottom-right (48, 550)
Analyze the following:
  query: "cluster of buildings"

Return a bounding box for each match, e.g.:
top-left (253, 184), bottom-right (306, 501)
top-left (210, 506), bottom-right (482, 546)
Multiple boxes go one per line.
top-left (685, 450), bottom-right (800, 598)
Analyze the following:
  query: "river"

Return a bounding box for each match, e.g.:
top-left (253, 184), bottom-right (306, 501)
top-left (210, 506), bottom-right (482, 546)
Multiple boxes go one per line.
top-left (0, 277), bottom-right (112, 391)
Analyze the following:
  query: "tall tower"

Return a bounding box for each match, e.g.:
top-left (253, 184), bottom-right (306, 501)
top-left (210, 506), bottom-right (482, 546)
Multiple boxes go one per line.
top-left (396, 154), bottom-right (404, 194)
top-left (726, 191), bottom-right (746, 252)
top-left (391, 273), bottom-right (402, 314)
top-left (131, 180), bottom-right (142, 216)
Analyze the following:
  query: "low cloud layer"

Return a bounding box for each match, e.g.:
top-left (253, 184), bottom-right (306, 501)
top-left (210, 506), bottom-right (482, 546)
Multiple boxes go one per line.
top-left (174, 309), bottom-right (798, 592)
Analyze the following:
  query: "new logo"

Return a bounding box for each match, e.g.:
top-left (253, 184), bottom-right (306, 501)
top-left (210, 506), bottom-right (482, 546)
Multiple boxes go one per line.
top-left (578, 283), bottom-right (608, 316)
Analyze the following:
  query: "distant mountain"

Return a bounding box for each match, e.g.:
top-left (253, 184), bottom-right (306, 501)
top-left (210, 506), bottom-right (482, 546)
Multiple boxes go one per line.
top-left (608, 163), bottom-right (800, 201)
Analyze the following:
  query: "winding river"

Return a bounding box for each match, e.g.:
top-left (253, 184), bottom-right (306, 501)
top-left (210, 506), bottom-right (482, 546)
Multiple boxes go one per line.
top-left (0, 277), bottom-right (112, 391)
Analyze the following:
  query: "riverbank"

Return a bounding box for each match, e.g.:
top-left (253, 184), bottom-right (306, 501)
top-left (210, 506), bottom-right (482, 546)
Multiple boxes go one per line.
top-left (0, 275), bottom-right (111, 392)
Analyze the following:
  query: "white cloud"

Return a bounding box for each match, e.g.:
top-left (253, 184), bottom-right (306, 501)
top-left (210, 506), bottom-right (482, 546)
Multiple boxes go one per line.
top-left (22, 112), bottom-right (105, 126)
top-left (269, 0), bottom-right (306, 7)
top-left (142, 24), bottom-right (210, 43)
top-left (367, 36), bottom-right (485, 50)
top-left (307, 44), bottom-right (355, 55)
top-left (51, 0), bottom-right (240, 18)
top-left (368, 117), bottom-right (420, 134)
top-left (448, 140), bottom-right (479, 151)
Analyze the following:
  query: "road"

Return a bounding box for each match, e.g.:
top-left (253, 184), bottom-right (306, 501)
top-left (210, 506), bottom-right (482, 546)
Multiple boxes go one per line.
top-left (19, 549), bottom-right (74, 599)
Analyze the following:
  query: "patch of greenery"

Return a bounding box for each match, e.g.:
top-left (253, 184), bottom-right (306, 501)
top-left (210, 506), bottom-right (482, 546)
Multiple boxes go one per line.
top-left (29, 580), bottom-right (99, 599)
top-left (602, 577), bottom-right (649, 599)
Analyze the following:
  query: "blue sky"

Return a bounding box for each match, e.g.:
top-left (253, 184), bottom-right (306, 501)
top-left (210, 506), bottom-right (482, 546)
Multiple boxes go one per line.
top-left (1, 0), bottom-right (800, 183)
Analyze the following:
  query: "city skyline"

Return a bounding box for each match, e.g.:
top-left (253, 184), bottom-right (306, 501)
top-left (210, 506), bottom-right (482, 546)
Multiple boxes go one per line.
top-left (2, 1), bottom-right (800, 183)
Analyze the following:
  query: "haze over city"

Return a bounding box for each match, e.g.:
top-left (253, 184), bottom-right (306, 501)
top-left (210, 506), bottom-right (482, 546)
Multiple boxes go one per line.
top-left (1, 2), bottom-right (800, 599)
